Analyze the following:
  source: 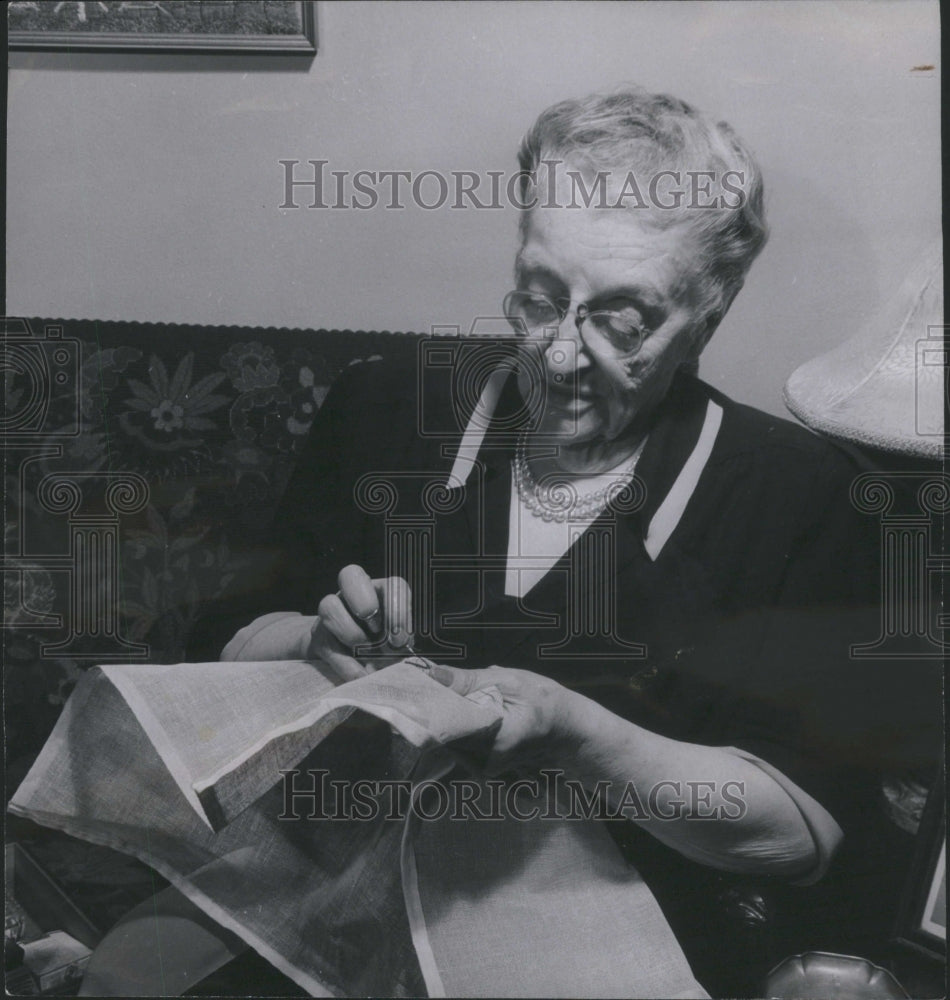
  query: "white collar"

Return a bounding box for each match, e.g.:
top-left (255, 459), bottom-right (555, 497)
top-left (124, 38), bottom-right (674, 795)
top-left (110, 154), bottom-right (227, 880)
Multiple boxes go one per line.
top-left (445, 368), bottom-right (723, 560)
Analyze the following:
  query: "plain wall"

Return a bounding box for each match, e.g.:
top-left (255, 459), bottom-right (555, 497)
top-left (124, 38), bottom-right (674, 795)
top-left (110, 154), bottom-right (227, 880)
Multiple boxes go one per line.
top-left (6, 0), bottom-right (942, 417)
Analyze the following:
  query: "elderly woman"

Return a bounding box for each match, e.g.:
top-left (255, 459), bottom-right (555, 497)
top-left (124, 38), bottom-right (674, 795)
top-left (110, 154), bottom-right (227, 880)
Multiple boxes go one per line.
top-left (218, 88), bottom-right (879, 994)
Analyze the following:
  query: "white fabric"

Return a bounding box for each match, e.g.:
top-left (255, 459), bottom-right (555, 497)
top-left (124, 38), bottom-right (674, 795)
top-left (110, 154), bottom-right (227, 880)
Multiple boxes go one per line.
top-left (409, 774), bottom-right (709, 999)
top-left (504, 489), bottom-right (600, 597)
top-left (10, 659), bottom-right (709, 998)
top-left (504, 457), bottom-right (641, 597)
top-left (78, 885), bottom-right (247, 997)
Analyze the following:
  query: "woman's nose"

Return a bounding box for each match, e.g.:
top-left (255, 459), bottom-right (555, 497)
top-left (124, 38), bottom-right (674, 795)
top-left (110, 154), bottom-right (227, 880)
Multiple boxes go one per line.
top-left (541, 312), bottom-right (592, 377)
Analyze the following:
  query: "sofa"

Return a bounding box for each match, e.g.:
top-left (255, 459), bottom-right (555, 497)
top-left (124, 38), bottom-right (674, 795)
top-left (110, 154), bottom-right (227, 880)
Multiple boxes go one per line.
top-left (4, 317), bottom-right (419, 952)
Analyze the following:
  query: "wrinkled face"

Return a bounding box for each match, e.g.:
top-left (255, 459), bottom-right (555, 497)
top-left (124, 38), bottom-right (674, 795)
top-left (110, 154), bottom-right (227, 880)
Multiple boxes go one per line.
top-left (514, 176), bottom-right (715, 453)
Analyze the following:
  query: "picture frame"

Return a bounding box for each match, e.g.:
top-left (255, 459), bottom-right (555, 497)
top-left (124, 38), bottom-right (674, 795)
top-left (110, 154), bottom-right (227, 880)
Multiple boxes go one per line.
top-left (894, 770), bottom-right (947, 964)
top-left (7, 0), bottom-right (317, 54)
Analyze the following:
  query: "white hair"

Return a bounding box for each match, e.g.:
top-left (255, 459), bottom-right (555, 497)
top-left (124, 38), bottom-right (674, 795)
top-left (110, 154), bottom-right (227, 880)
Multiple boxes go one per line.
top-left (517, 86), bottom-right (769, 320)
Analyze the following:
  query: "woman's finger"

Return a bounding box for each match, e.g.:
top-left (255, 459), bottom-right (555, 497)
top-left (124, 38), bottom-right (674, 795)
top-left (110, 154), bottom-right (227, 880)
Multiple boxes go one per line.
top-left (426, 663), bottom-right (484, 695)
top-left (377, 576), bottom-right (413, 650)
top-left (306, 618), bottom-right (368, 683)
top-left (316, 592), bottom-right (372, 650)
top-left (338, 564), bottom-right (384, 637)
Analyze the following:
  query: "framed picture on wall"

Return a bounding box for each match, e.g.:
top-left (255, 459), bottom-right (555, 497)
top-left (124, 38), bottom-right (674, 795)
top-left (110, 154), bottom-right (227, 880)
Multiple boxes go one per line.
top-left (7, 0), bottom-right (317, 54)
top-left (894, 773), bottom-right (947, 963)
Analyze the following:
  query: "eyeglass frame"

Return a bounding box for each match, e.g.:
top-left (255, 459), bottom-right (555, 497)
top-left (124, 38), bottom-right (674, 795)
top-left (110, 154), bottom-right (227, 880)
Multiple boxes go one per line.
top-left (501, 289), bottom-right (651, 360)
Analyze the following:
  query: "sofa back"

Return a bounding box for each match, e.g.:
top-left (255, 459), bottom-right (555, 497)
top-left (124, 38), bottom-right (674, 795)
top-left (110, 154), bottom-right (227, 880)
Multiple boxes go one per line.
top-left (4, 317), bottom-right (419, 780)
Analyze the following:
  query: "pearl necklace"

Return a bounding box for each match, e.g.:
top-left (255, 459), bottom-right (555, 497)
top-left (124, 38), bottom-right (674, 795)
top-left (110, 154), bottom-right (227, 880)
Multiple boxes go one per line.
top-left (513, 432), bottom-right (645, 523)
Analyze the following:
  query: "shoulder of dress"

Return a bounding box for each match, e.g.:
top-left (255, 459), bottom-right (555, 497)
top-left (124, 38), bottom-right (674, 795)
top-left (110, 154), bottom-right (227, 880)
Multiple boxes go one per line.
top-left (691, 378), bottom-right (863, 476)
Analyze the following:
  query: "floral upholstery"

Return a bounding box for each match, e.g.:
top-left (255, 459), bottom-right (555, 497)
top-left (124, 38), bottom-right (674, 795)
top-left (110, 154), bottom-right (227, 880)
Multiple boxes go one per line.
top-left (5, 317), bottom-right (416, 773)
top-left (4, 317), bottom-right (417, 928)
top-left (5, 319), bottom-right (933, 993)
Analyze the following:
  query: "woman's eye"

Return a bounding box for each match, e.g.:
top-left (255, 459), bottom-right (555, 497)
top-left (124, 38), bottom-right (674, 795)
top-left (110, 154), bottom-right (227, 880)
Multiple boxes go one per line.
top-left (600, 299), bottom-right (643, 318)
top-left (524, 299), bottom-right (550, 319)
top-left (602, 306), bottom-right (645, 331)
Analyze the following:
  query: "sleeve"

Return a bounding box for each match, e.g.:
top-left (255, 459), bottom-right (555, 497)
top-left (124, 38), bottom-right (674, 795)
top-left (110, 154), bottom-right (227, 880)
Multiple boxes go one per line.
top-left (719, 746), bottom-right (843, 886)
top-left (219, 611), bottom-right (315, 662)
top-left (715, 445), bottom-right (881, 835)
top-left (708, 443), bottom-right (940, 854)
top-left (612, 438), bottom-right (940, 974)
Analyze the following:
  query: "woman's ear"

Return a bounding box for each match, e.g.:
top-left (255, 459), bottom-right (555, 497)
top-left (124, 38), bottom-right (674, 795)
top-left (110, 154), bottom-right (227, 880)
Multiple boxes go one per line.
top-left (700, 309), bottom-right (723, 347)
top-left (686, 310), bottom-right (721, 364)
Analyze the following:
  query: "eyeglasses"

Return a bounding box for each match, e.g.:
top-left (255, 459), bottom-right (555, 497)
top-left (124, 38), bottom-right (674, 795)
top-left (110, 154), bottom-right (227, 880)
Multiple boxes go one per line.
top-left (502, 290), bottom-right (649, 360)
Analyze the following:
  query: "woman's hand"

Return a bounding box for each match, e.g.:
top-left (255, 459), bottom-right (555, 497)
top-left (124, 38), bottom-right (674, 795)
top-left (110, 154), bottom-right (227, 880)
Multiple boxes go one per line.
top-left (428, 663), bottom-right (582, 773)
top-left (305, 565), bottom-right (414, 681)
top-left (430, 663), bottom-right (833, 878)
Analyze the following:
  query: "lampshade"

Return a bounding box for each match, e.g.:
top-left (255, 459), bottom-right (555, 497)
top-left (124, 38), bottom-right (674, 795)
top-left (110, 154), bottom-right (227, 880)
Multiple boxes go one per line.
top-left (784, 241), bottom-right (944, 459)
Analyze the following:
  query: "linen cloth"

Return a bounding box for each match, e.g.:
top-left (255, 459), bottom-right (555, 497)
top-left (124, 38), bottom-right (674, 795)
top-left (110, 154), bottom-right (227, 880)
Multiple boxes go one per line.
top-left (9, 658), bottom-right (708, 998)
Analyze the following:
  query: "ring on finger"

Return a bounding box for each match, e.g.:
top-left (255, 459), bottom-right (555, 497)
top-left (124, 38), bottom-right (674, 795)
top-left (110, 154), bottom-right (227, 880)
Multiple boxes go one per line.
top-left (335, 590), bottom-right (383, 636)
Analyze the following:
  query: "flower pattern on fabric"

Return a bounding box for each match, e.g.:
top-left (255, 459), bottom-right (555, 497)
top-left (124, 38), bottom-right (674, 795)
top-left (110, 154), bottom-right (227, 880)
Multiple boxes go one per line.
top-left (152, 400), bottom-right (184, 432)
top-left (286, 364), bottom-right (331, 436)
top-left (221, 342), bottom-right (281, 392)
top-left (4, 323), bottom-right (403, 953)
top-left (123, 497), bottom-right (241, 660)
top-left (120, 353), bottom-right (229, 451)
top-left (3, 526), bottom-right (57, 628)
top-left (221, 439), bottom-right (273, 481)
top-left (81, 346), bottom-right (142, 421)
top-left (6, 325), bottom-right (396, 764)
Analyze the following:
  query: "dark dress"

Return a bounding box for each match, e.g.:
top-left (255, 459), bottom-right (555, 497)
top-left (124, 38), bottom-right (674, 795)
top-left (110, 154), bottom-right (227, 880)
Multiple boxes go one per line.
top-left (191, 353), bottom-right (942, 995)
